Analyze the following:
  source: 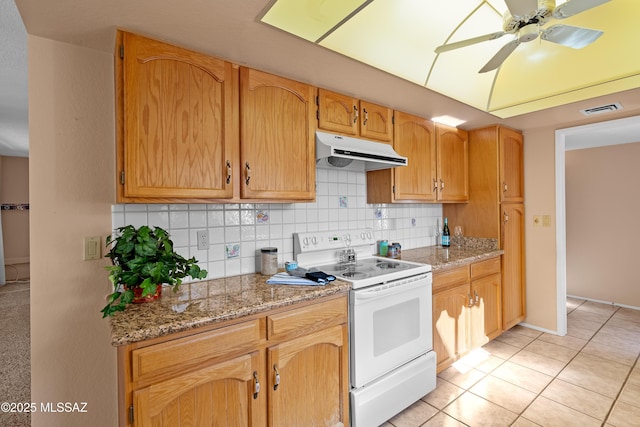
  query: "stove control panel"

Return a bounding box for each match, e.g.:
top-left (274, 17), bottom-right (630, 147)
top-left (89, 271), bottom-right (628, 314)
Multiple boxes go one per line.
top-left (294, 228), bottom-right (377, 255)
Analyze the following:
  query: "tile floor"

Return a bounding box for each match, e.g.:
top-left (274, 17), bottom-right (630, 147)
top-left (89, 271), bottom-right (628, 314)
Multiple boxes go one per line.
top-left (382, 297), bottom-right (640, 427)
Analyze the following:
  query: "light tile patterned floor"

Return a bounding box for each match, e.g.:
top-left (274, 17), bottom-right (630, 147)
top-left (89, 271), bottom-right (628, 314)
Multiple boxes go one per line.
top-left (381, 298), bottom-right (640, 426)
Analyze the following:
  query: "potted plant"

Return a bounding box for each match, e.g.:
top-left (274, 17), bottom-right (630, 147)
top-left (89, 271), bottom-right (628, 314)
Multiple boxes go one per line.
top-left (101, 225), bottom-right (208, 317)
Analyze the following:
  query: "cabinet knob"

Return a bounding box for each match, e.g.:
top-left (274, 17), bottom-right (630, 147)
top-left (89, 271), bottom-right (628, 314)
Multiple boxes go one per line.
top-left (353, 105), bottom-right (359, 124)
top-left (503, 182), bottom-right (508, 193)
top-left (440, 179), bottom-right (445, 192)
top-left (474, 290), bottom-right (480, 305)
top-left (432, 178), bottom-right (438, 193)
top-left (503, 211), bottom-right (509, 223)
top-left (468, 293), bottom-right (474, 308)
top-left (273, 364), bottom-right (281, 391)
top-left (245, 162), bottom-right (251, 186)
top-left (363, 107), bottom-right (368, 126)
top-left (226, 160), bottom-right (232, 185)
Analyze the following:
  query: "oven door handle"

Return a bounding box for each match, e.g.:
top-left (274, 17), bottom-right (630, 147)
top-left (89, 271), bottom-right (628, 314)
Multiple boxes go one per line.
top-left (352, 274), bottom-right (430, 301)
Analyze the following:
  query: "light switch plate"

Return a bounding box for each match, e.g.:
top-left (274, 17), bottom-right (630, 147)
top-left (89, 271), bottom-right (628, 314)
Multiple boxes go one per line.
top-left (83, 236), bottom-right (101, 260)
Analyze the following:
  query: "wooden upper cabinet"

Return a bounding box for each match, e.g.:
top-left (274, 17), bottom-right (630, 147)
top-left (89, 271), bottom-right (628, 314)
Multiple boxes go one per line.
top-left (500, 127), bottom-right (524, 203)
top-left (367, 111), bottom-right (436, 203)
top-left (240, 67), bottom-right (316, 200)
top-left (317, 88), bottom-right (393, 142)
top-left (118, 31), bottom-right (236, 201)
top-left (435, 124), bottom-right (469, 202)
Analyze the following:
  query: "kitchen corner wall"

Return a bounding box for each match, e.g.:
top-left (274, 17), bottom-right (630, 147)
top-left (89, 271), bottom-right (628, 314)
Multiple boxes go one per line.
top-left (112, 167), bottom-right (442, 279)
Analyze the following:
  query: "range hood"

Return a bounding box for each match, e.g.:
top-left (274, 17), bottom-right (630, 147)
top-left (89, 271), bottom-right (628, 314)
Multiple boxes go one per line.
top-left (316, 131), bottom-right (407, 171)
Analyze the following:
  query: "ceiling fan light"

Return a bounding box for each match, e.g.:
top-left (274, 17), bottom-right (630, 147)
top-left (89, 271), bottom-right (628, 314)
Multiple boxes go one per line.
top-left (542, 24), bottom-right (603, 48)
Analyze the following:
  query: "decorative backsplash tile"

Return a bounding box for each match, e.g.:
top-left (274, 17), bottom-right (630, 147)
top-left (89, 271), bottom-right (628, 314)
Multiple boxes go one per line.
top-left (112, 168), bottom-right (443, 280)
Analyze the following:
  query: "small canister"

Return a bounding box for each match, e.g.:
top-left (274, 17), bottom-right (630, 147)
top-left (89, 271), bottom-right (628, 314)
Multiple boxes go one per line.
top-left (261, 247), bottom-right (278, 275)
top-left (378, 240), bottom-right (389, 257)
top-left (388, 244), bottom-right (398, 258)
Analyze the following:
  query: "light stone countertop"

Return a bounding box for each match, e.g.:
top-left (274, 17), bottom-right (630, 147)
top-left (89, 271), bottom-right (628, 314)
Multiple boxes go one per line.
top-left (109, 238), bottom-right (501, 346)
top-left (109, 273), bottom-right (351, 346)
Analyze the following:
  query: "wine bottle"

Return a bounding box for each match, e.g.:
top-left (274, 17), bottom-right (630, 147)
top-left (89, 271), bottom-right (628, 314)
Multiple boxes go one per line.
top-left (442, 217), bottom-right (450, 247)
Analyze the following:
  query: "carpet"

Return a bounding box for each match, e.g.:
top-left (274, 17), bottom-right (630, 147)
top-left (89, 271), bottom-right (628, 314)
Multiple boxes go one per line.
top-left (0, 280), bottom-right (30, 427)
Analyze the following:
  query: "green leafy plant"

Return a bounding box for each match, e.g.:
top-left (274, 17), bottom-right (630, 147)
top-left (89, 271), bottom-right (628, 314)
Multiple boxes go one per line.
top-left (101, 225), bottom-right (208, 317)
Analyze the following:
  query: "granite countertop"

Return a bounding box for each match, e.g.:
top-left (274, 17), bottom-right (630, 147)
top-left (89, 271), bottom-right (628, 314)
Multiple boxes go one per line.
top-left (110, 273), bottom-right (351, 346)
top-left (400, 237), bottom-right (503, 271)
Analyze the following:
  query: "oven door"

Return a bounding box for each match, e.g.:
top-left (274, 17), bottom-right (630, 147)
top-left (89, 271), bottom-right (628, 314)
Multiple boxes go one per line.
top-left (350, 272), bottom-right (432, 388)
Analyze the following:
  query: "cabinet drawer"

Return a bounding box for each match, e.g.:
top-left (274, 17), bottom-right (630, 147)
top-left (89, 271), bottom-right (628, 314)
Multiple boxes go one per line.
top-left (433, 265), bottom-right (470, 292)
top-left (471, 256), bottom-right (501, 280)
top-left (267, 296), bottom-right (347, 341)
top-left (131, 319), bottom-right (262, 383)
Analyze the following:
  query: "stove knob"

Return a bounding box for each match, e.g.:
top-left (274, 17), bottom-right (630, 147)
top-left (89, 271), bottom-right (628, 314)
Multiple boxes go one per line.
top-left (303, 237), bottom-right (309, 247)
top-left (311, 236), bottom-right (317, 246)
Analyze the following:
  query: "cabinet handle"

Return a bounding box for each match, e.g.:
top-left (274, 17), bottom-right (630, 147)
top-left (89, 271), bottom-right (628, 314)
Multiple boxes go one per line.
top-left (503, 211), bottom-right (509, 223)
top-left (226, 160), bottom-right (232, 185)
top-left (474, 291), bottom-right (480, 305)
top-left (245, 162), bottom-right (251, 186)
top-left (468, 293), bottom-right (474, 308)
top-left (440, 179), bottom-right (445, 192)
top-left (273, 364), bottom-right (280, 391)
top-left (253, 371), bottom-right (261, 399)
top-left (353, 105), bottom-right (359, 124)
top-left (363, 107), bottom-right (368, 126)
top-left (503, 181), bottom-right (508, 193)
top-left (432, 178), bottom-right (438, 193)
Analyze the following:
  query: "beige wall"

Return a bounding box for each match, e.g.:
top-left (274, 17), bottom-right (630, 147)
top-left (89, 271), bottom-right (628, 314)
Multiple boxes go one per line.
top-left (29, 36), bottom-right (117, 426)
top-left (1, 156), bottom-right (30, 280)
top-left (522, 128), bottom-right (559, 332)
top-left (565, 142), bottom-right (640, 307)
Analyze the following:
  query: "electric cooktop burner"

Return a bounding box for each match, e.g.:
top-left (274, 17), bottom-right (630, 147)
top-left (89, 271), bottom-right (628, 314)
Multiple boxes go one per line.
top-left (318, 257), bottom-right (414, 281)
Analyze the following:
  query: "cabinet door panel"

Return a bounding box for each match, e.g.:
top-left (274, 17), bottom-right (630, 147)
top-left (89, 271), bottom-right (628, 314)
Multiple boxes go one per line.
top-left (471, 273), bottom-right (502, 347)
top-left (133, 351), bottom-right (264, 426)
top-left (240, 68), bottom-right (316, 200)
top-left (436, 125), bottom-right (469, 202)
top-left (317, 89), bottom-right (358, 135)
top-left (432, 283), bottom-right (470, 372)
top-left (500, 128), bottom-right (524, 203)
top-left (393, 111), bottom-right (436, 202)
top-left (359, 100), bottom-right (393, 142)
top-left (502, 204), bottom-right (526, 330)
top-left (268, 324), bottom-right (348, 427)
top-left (122, 32), bottom-right (234, 200)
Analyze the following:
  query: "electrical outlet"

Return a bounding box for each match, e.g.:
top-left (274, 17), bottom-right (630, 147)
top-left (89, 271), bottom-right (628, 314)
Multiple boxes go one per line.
top-left (197, 230), bottom-right (209, 250)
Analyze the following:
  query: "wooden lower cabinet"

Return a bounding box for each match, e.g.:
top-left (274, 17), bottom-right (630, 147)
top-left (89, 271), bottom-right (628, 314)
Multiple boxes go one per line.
top-left (118, 294), bottom-right (349, 426)
top-left (432, 257), bottom-right (502, 373)
top-left (133, 351), bottom-right (264, 426)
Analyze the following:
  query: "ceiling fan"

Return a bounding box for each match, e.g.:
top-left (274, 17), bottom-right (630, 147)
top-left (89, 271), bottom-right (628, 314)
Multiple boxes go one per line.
top-left (435, 0), bottom-right (611, 73)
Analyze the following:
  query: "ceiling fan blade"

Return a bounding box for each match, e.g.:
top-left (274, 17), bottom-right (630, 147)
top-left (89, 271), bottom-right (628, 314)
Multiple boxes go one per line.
top-left (435, 31), bottom-right (506, 54)
top-left (505, 0), bottom-right (538, 17)
top-left (552, 0), bottom-right (611, 19)
top-left (541, 24), bottom-right (604, 48)
top-left (479, 39), bottom-right (520, 73)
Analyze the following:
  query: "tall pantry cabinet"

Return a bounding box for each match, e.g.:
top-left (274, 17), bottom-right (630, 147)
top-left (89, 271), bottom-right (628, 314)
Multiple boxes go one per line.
top-left (444, 125), bottom-right (525, 330)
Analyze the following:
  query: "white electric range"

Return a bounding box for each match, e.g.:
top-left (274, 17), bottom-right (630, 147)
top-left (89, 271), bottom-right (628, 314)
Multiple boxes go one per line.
top-left (294, 229), bottom-right (437, 427)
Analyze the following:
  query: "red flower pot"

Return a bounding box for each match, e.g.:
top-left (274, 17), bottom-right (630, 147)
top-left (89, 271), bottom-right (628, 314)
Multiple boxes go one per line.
top-left (131, 284), bottom-right (162, 303)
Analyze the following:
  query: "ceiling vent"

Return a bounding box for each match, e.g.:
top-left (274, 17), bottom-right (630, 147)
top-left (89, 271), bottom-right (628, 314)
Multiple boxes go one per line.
top-left (580, 102), bottom-right (623, 116)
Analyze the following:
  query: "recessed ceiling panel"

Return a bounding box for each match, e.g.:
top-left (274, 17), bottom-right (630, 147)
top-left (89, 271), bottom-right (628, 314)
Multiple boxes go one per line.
top-left (260, 0), bottom-right (368, 42)
top-left (428, 3), bottom-right (505, 110)
top-left (260, 0), bottom-right (640, 118)
top-left (490, 0), bottom-right (640, 113)
top-left (320, 0), bottom-right (482, 85)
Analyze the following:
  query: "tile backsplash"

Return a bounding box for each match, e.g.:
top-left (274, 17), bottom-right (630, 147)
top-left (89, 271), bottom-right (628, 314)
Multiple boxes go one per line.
top-left (112, 167), bottom-right (442, 280)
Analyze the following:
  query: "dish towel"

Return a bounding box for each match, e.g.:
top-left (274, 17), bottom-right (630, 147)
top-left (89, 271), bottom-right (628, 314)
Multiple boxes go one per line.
top-left (266, 272), bottom-right (325, 286)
